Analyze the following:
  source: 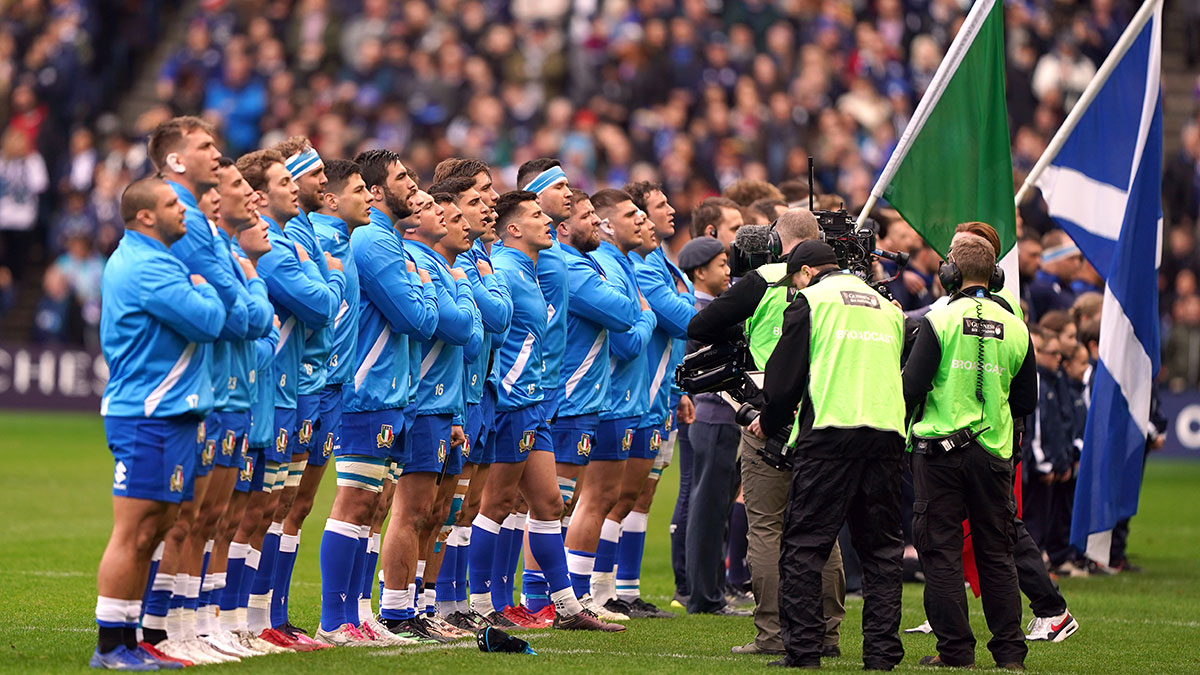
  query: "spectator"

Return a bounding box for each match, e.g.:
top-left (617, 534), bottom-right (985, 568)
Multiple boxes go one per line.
top-left (203, 46), bottom-right (266, 156)
top-left (1032, 34), bottom-right (1096, 111)
top-left (1162, 293), bottom-right (1200, 392)
top-left (0, 265), bottom-right (13, 333)
top-left (48, 190), bottom-right (99, 255)
top-left (0, 127), bottom-right (49, 280)
top-left (1028, 230), bottom-right (1082, 322)
top-left (54, 231), bottom-right (104, 348)
top-left (32, 264), bottom-right (73, 344)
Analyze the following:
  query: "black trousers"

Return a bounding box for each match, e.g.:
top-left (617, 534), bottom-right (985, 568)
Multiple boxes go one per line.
top-left (1014, 516), bottom-right (1066, 618)
top-left (779, 435), bottom-right (904, 669)
top-left (685, 420), bottom-right (741, 613)
top-left (670, 421), bottom-right (693, 597)
top-left (913, 443), bottom-right (1027, 667)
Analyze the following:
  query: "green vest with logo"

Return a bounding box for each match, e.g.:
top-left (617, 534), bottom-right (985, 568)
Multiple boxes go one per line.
top-left (792, 272), bottom-right (906, 436)
top-left (910, 292), bottom-right (1030, 458)
top-left (745, 263), bottom-right (792, 370)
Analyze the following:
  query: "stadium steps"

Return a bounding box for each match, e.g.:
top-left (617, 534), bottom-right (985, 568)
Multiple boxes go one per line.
top-left (1162, 0), bottom-right (1195, 157)
top-left (116, 0), bottom-right (202, 131)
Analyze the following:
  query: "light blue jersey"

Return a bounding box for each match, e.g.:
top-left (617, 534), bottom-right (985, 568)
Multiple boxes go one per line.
top-left (557, 242), bottom-right (642, 418)
top-left (249, 325), bottom-right (280, 448)
top-left (311, 212), bottom-right (360, 387)
top-left (256, 215), bottom-right (346, 410)
top-left (454, 241), bottom-right (512, 405)
top-left (216, 231), bottom-right (274, 413)
top-left (490, 245), bottom-right (547, 412)
top-left (592, 241), bottom-right (657, 421)
top-left (100, 230), bottom-right (228, 418)
top-left (286, 210), bottom-right (342, 395)
top-left (343, 208), bottom-right (438, 413)
top-left (536, 234), bottom-right (569, 417)
top-left (635, 247), bottom-right (696, 427)
top-left (406, 239), bottom-right (482, 420)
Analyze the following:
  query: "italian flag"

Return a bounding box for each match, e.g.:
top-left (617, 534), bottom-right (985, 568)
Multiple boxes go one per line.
top-left (870, 0), bottom-right (1016, 262)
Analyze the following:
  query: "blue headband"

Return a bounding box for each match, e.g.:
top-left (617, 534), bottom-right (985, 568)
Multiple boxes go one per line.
top-left (522, 166), bottom-right (567, 195)
top-left (1041, 243), bottom-right (1080, 264)
top-left (285, 147), bottom-right (323, 179)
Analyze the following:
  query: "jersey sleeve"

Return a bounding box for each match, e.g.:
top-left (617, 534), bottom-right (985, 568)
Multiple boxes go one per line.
top-left (141, 258), bottom-right (228, 342)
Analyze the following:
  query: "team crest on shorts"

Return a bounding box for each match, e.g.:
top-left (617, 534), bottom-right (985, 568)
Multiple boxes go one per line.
top-left (240, 456), bottom-right (254, 483)
top-left (169, 465), bottom-right (184, 493)
top-left (323, 433), bottom-right (334, 458)
top-left (462, 437), bottom-right (471, 458)
top-left (519, 430), bottom-right (535, 454)
top-left (202, 440), bottom-right (216, 466)
top-left (665, 413), bottom-right (673, 432)
top-left (377, 424), bottom-right (395, 449)
top-left (438, 439), bottom-right (447, 464)
top-left (197, 422), bottom-right (206, 444)
top-left (241, 435), bottom-right (249, 458)
top-left (298, 419), bottom-right (314, 445)
top-left (577, 433), bottom-right (592, 457)
top-left (222, 430), bottom-right (237, 457)
top-left (621, 428), bottom-right (634, 451)
top-left (276, 428), bottom-right (289, 455)
top-left (650, 429), bottom-right (662, 453)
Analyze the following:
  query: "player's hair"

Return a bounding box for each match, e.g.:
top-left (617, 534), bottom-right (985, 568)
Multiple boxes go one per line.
top-left (516, 157), bottom-right (562, 191)
top-left (147, 116), bottom-right (215, 171)
top-left (692, 196), bottom-right (739, 238)
top-left (568, 188), bottom-right (591, 207)
top-left (120, 177), bottom-right (169, 224)
top-left (777, 179), bottom-right (810, 205)
top-left (948, 233), bottom-right (996, 285)
top-left (775, 208), bottom-right (819, 243)
top-left (956, 221), bottom-right (1002, 260)
top-left (433, 157), bottom-right (491, 184)
top-left (1072, 292), bottom-right (1103, 325)
top-left (1078, 318), bottom-right (1101, 347)
top-left (590, 188), bottom-right (633, 216)
top-left (236, 149), bottom-right (286, 192)
top-left (722, 178), bottom-right (783, 207)
top-left (623, 181), bottom-right (662, 212)
top-left (271, 135), bottom-right (312, 161)
top-left (1039, 310), bottom-right (1074, 334)
top-left (1041, 228), bottom-right (1073, 249)
top-left (353, 149), bottom-right (402, 189)
top-left (428, 176), bottom-right (477, 201)
top-left (432, 192), bottom-right (455, 205)
top-left (217, 156), bottom-right (235, 169)
top-left (323, 159), bottom-right (362, 194)
top-left (494, 190), bottom-right (538, 233)
top-left (750, 197), bottom-right (787, 222)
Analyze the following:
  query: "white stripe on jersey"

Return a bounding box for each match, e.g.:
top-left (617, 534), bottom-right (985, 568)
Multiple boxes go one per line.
top-left (354, 326), bottom-right (392, 391)
top-left (501, 333), bottom-right (536, 394)
top-left (144, 343), bottom-right (197, 417)
top-left (419, 341), bottom-right (444, 380)
top-left (564, 330), bottom-right (606, 400)
top-left (275, 317), bottom-right (297, 355)
top-left (647, 344), bottom-right (673, 404)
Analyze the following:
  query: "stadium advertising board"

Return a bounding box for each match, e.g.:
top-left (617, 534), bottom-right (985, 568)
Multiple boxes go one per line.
top-left (0, 343), bottom-right (107, 412)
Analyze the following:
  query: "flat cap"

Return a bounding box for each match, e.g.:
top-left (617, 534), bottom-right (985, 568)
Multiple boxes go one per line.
top-left (678, 236), bottom-right (725, 271)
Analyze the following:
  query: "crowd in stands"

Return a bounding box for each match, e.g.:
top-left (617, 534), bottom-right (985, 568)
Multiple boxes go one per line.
top-left (0, 0), bottom-right (1198, 381)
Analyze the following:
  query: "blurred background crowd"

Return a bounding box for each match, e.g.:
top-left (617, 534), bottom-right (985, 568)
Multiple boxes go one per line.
top-left (0, 0), bottom-right (1197, 388)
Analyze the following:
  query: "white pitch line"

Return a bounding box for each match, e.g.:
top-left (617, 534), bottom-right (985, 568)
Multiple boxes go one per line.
top-left (4, 570), bottom-right (89, 577)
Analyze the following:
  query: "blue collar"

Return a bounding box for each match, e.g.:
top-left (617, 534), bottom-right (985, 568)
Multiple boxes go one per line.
top-left (404, 238), bottom-right (450, 267)
top-left (308, 211), bottom-right (349, 236)
top-left (123, 229), bottom-right (170, 252)
top-left (165, 180), bottom-right (199, 211)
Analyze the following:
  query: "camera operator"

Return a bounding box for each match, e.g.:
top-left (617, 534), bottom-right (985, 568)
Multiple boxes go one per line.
top-left (902, 234), bottom-right (1037, 669)
top-left (756, 240), bottom-right (907, 671)
top-left (686, 209), bottom-right (846, 657)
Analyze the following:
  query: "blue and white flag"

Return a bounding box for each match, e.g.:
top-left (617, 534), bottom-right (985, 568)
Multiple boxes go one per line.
top-left (1036, 0), bottom-right (1162, 565)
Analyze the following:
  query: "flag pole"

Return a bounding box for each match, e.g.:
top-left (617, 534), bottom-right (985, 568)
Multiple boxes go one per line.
top-left (1014, 0), bottom-right (1161, 206)
top-left (855, 0), bottom-right (1000, 227)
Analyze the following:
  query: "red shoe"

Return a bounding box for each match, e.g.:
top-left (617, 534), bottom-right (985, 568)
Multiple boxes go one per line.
top-left (530, 605), bottom-right (556, 627)
top-left (501, 605), bottom-right (542, 628)
top-left (259, 627), bottom-right (321, 652)
top-left (280, 624), bottom-right (333, 650)
top-left (137, 641), bottom-right (193, 667)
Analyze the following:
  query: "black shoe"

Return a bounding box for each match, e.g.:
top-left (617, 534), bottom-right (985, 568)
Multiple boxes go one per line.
top-left (400, 617), bottom-right (447, 643)
top-left (626, 597), bottom-right (675, 618)
top-left (278, 622), bottom-right (309, 639)
top-left (918, 654), bottom-right (974, 668)
top-left (725, 588), bottom-right (755, 608)
top-left (482, 610), bottom-right (525, 630)
top-left (767, 658), bottom-right (819, 669)
top-left (709, 604), bottom-right (753, 617)
top-left (822, 645), bottom-right (841, 658)
top-left (444, 611), bottom-right (480, 632)
top-left (603, 598), bottom-right (633, 616)
top-left (996, 663), bottom-right (1025, 671)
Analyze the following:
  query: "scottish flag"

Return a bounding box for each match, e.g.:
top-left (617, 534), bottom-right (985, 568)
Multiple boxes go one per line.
top-left (1035, 1), bottom-right (1162, 565)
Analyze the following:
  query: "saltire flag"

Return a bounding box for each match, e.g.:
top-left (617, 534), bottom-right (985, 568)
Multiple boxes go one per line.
top-left (868, 0), bottom-right (1016, 260)
top-left (1035, 1), bottom-right (1163, 565)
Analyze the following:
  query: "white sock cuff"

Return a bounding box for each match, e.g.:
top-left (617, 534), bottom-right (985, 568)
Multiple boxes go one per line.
top-left (461, 526), bottom-right (473, 545)
top-left (209, 572), bottom-right (227, 591)
top-left (367, 533), bottom-right (380, 554)
top-left (201, 575), bottom-right (217, 593)
top-left (124, 599), bottom-right (143, 623)
top-left (566, 551), bottom-right (596, 575)
top-left (501, 513), bottom-right (518, 529)
top-left (152, 573), bottom-right (174, 592)
top-left (152, 541), bottom-right (166, 562)
top-left (358, 524), bottom-right (372, 539)
top-left (186, 576), bottom-right (201, 599)
top-left (267, 521), bottom-right (284, 536)
top-left (247, 594), bottom-right (270, 609)
top-left (527, 518), bottom-right (561, 535)
top-left (513, 512), bottom-right (528, 529)
top-left (203, 539), bottom-right (214, 554)
top-left (324, 518), bottom-right (360, 539)
top-left (245, 548), bottom-right (261, 570)
top-left (473, 514), bottom-right (503, 534)
top-left (600, 518), bottom-right (622, 543)
top-left (173, 573), bottom-right (188, 594)
top-left (622, 511), bottom-right (649, 533)
top-left (228, 542), bottom-right (250, 559)
top-left (95, 596), bottom-right (126, 624)
top-left (380, 588), bottom-right (410, 610)
top-left (415, 560), bottom-right (426, 578)
top-left (279, 533), bottom-right (300, 553)
top-left (143, 614), bottom-right (167, 630)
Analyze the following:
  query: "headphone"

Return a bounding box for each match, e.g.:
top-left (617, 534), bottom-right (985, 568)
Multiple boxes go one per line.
top-left (766, 222), bottom-right (783, 259)
top-left (938, 256), bottom-right (1005, 294)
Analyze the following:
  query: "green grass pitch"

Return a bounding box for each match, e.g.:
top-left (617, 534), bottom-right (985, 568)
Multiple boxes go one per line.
top-left (1, 411), bottom-right (1199, 673)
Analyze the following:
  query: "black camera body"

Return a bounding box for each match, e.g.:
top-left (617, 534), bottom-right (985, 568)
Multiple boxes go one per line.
top-left (728, 224), bottom-right (783, 279)
top-left (734, 403), bottom-right (795, 471)
top-left (675, 341), bottom-right (760, 403)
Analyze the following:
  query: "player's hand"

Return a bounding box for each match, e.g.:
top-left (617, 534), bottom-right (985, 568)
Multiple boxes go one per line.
top-left (406, 260), bottom-right (417, 273)
top-left (748, 416), bottom-right (765, 439)
top-left (190, 274), bottom-right (207, 286)
top-left (476, 259), bottom-right (493, 276)
top-left (273, 314), bottom-right (282, 329)
top-left (324, 252), bottom-right (343, 272)
top-left (418, 269), bottom-right (432, 284)
top-left (677, 395), bottom-right (695, 425)
top-left (638, 290), bottom-right (649, 312)
top-left (236, 255), bottom-right (257, 279)
top-left (450, 268), bottom-right (468, 282)
top-left (450, 425), bottom-right (466, 448)
top-left (294, 242), bottom-right (310, 263)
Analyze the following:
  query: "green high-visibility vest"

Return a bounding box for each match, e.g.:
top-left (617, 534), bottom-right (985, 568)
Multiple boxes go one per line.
top-left (790, 272), bottom-right (906, 437)
top-left (909, 292), bottom-right (1030, 458)
top-left (745, 263), bottom-right (792, 370)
